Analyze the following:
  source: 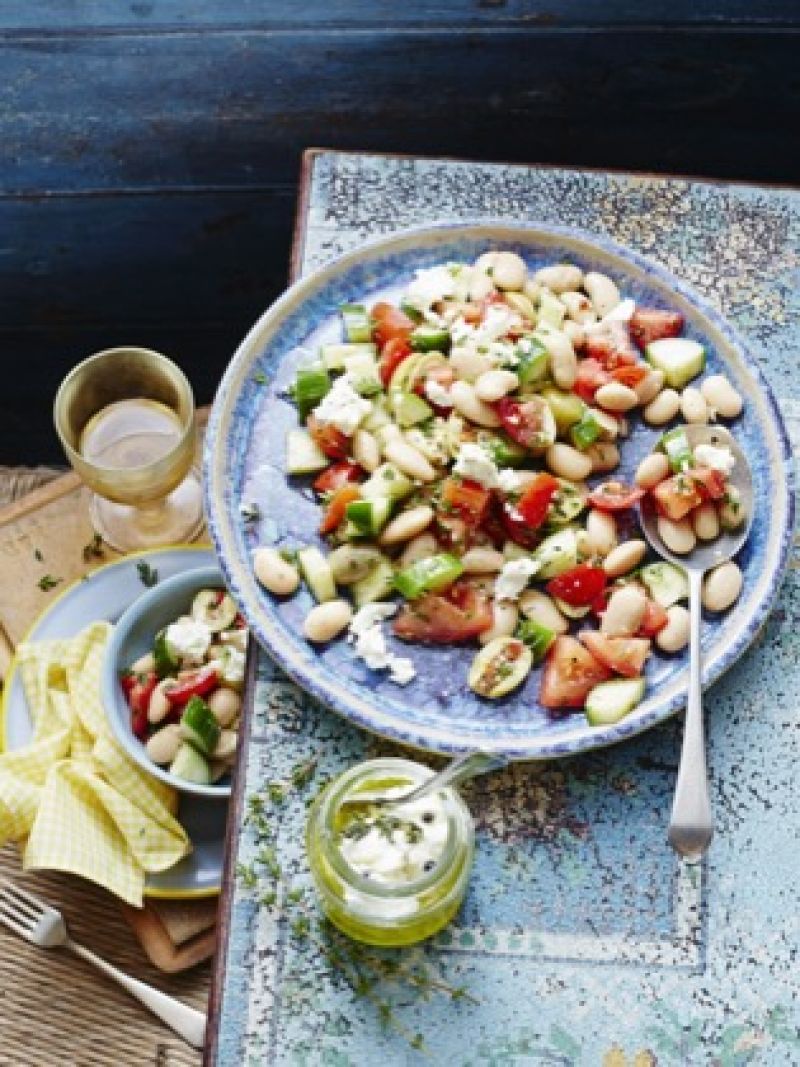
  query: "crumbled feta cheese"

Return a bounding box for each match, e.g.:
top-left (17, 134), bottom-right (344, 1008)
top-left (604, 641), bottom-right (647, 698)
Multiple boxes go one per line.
top-left (451, 304), bottom-right (522, 349)
top-left (424, 378), bottom-right (454, 408)
top-left (313, 375), bottom-right (372, 435)
top-left (600, 297), bottom-right (636, 324)
top-left (694, 443), bottom-right (736, 476)
top-left (165, 618), bottom-right (212, 665)
top-left (497, 468), bottom-right (525, 493)
top-left (404, 265), bottom-right (457, 311)
top-left (211, 646), bottom-right (246, 687)
top-left (453, 442), bottom-right (501, 489)
top-left (348, 604), bottom-right (416, 686)
top-left (494, 558), bottom-right (540, 601)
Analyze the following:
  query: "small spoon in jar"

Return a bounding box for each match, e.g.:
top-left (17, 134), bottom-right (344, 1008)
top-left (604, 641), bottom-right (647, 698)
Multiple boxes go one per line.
top-left (638, 424), bottom-right (754, 861)
top-left (340, 750), bottom-right (508, 809)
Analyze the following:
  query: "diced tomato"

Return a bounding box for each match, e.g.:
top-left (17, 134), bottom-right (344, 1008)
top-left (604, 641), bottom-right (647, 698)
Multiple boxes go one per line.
top-left (587, 481), bottom-right (645, 512)
top-left (629, 308), bottom-right (684, 350)
top-left (441, 477), bottom-right (491, 527)
top-left (131, 708), bottom-right (149, 740)
top-left (307, 415), bottom-right (350, 460)
top-left (579, 632), bottom-right (651, 677)
top-left (515, 473), bottom-right (560, 530)
top-left (371, 302), bottom-right (414, 349)
top-left (126, 671), bottom-right (157, 716)
top-left (638, 599), bottom-right (669, 637)
top-left (165, 664), bottom-right (220, 707)
top-left (584, 321), bottom-right (639, 370)
top-left (460, 301), bottom-right (483, 324)
top-left (393, 581), bottom-right (493, 644)
top-left (546, 564), bottom-right (607, 608)
top-left (539, 635), bottom-right (611, 709)
top-left (499, 501), bottom-right (540, 549)
top-left (690, 465), bottom-right (727, 501)
top-left (653, 474), bottom-right (704, 521)
top-left (313, 461), bottom-right (363, 494)
top-left (494, 396), bottom-right (552, 450)
top-left (610, 364), bottom-right (648, 388)
top-left (319, 485), bottom-right (361, 535)
top-left (573, 358), bottom-right (611, 404)
top-left (120, 671), bottom-right (137, 697)
top-left (435, 511), bottom-right (471, 551)
top-left (379, 336), bottom-right (413, 387)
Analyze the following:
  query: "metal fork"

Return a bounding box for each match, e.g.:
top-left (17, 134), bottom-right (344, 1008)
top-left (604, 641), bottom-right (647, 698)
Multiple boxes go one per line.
top-left (0, 879), bottom-right (206, 1048)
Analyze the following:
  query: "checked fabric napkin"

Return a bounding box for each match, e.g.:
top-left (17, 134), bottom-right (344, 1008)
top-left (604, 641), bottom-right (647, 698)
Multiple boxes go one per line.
top-left (0, 622), bottom-right (189, 906)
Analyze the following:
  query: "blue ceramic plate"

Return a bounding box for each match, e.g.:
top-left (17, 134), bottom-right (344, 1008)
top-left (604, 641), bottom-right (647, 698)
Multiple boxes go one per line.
top-left (0, 546), bottom-right (226, 898)
top-left (204, 222), bottom-right (794, 759)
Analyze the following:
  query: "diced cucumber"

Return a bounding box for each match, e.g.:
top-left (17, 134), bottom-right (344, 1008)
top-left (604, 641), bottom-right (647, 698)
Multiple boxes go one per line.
top-left (320, 342), bottom-right (377, 372)
top-left (297, 547), bottom-right (337, 602)
top-left (659, 426), bottom-right (694, 472)
top-left (389, 390), bottom-right (434, 428)
top-left (343, 350), bottom-right (382, 397)
top-left (362, 395), bottom-right (392, 432)
top-left (515, 618), bottom-right (555, 663)
top-left (340, 303), bottom-right (372, 343)
top-left (293, 363), bottom-right (331, 420)
top-left (546, 480), bottom-right (587, 527)
top-left (585, 677), bottom-right (646, 726)
top-left (170, 741), bottom-right (211, 784)
top-left (191, 589), bottom-right (237, 632)
top-left (530, 527), bottom-right (580, 579)
top-left (515, 337), bottom-right (549, 386)
top-left (541, 388), bottom-right (585, 435)
top-left (399, 298), bottom-right (424, 323)
top-left (352, 558), bottom-right (396, 607)
top-left (181, 695), bottom-right (221, 757)
top-left (553, 598), bottom-right (591, 619)
top-left (410, 324), bottom-right (451, 353)
top-left (640, 562), bottom-right (688, 608)
top-left (345, 497), bottom-right (394, 537)
top-left (286, 429), bottom-right (329, 475)
top-left (537, 292), bottom-right (567, 329)
top-left (153, 628), bottom-right (180, 678)
top-left (360, 463), bottom-right (414, 503)
top-left (478, 431), bottom-right (528, 468)
top-left (395, 553), bottom-right (464, 600)
top-left (570, 407), bottom-right (602, 451)
top-left (645, 338), bottom-right (705, 389)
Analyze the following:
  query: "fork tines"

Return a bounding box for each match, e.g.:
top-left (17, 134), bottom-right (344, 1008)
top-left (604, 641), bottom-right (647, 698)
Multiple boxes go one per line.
top-left (0, 879), bottom-right (47, 939)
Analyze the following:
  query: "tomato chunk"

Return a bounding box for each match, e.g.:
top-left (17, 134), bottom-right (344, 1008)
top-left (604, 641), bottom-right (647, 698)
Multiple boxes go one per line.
top-left (584, 321), bottom-right (639, 370)
top-left (393, 581), bottom-right (493, 644)
top-left (441, 477), bottom-right (491, 527)
top-left (638, 599), bottom-right (669, 637)
top-left (690, 465), bottom-right (727, 501)
top-left (653, 474), bottom-right (703, 521)
top-left (307, 415), bottom-right (350, 460)
top-left (629, 308), bottom-right (684, 350)
top-left (319, 485), bottom-right (361, 535)
top-left (546, 564), bottom-right (607, 607)
top-left (371, 301), bottom-right (414, 349)
top-left (165, 665), bottom-right (220, 706)
top-left (494, 396), bottom-right (553, 451)
top-left (587, 481), bottom-right (645, 512)
top-left (573, 358), bottom-right (612, 404)
top-left (515, 473), bottom-right (560, 530)
top-left (313, 461), bottom-right (363, 494)
top-left (539, 635), bottom-right (611, 709)
top-left (579, 632), bottom-right (651, 677)
top-left (126, 671), bottom-right (157, 716)
top-left (379, 336), bottom-right (414, 387)
top-left (610, 364), bottom-right (648, 388)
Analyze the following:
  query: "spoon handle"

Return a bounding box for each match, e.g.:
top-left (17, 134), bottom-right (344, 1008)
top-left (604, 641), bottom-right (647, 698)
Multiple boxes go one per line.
top-left (394, 751), bottom-right (509, 807)
top-left (668, 568), bottom-right (713, 860)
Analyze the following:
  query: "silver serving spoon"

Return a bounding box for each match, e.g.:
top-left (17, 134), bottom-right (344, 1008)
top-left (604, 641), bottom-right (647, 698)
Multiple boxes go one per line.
top-left (638, 424), bottom-right (754, 861)
top-left (341, 751), bottom-right (508, 809)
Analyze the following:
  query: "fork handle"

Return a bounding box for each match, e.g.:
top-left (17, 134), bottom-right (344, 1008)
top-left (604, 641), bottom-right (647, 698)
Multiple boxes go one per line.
top-left (68, 939), bottom-right (206, 1048)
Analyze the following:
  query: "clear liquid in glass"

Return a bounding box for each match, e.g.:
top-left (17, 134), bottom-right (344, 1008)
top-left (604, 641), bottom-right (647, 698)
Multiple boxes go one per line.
top-left (79, 398), bottom-right (182, 469)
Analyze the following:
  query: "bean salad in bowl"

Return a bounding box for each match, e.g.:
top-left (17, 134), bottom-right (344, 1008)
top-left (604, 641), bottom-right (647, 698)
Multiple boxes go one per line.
top-left (252, 250), bottom-right (747, 728)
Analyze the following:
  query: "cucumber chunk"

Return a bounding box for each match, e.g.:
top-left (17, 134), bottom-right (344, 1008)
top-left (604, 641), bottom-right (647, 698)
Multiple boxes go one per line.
top-left (286, 429), bottom-right (329, 475)
top-left (153, 628), bottom-right (180, 678)
top-left (320, 342), bottom-right (377, 372)
top-left (645, 338), bottom-right (705, 389)
top-left (389, 390), bottom-right (434, 428)
top-left (360, 463), bottom-right (414, 503)
top-left (395, 553), bottom-right (464, 600)
top-left (515, 618), bottom-right (555, 663)
top-left (181, 695), bottom-right (221, 757)
top-left (340, 303), bottom-right (372, 343)
top-left (344, 497), bottom-right (393, 537)
top-left (640, 562), bottom-right (689, 608)
top-left (352, 559), bottom-right (396, 607)
top-left (585, 677), bottom-right (646, 726)
top-left (530, 527), bottom-right (580, 579)
top-left (297, 547), bottom-right (337, 602)
top-left (537, 292), bottom-right (567, 329)
top-left (170, 741), bottom-right (211, 784)
top-left (293, 363), bottom-right (331, 420)
top-left (410, 325), bottom-right (451, 353)
top-left (191, 589), bottom-right (237, 632)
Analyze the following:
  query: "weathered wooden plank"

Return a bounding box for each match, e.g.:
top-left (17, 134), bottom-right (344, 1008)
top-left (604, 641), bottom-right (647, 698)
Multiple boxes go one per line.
top-left (0, 1), bottom-right (797, 32)
top-left (3, 29), bottom-right (798, 195)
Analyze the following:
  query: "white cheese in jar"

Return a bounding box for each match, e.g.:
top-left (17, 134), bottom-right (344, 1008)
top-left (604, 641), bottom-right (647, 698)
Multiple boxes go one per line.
top-left (313, 376), bottom-right (372, 435)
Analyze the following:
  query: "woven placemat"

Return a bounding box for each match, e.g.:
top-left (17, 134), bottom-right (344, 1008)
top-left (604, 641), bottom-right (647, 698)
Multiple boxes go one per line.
top-left (0, 845), bottom-right (210, 1067)
top-left (0, 465), bottom-right (64, 509)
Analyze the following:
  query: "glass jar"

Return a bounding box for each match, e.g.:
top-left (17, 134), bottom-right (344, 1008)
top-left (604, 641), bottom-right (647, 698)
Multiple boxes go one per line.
top-left (306, 757), bottom-right (474, 947)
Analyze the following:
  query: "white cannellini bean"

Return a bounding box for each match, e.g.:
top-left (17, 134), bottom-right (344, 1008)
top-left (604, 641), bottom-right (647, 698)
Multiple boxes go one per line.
top-left (539, 329), bottom-right (578, 389)
top-left (701, 375), bottom-right (743, 419)
top-left (469, 270), bottom-right (496, 302)
top-left (603, 539), bottom-right (647, 578)
top-left (478, 601), bottom-right (520, 645)
top-left (561, 320), bottom-right (586, 349)
top-left (303, 600), bottom-right (354, 643)
top-left (718, 486), bottom-right (746, 530)
top-left (594, 382), bottom-right (639, 413)
top-left (600, 585), bottom-right (647, 637)
top-left (546, 442), bottom-right (593, 481)
top-left (383, 439), bottom-right (437, 481)
top-left (131, 652), bottom-right (155, 674)
top-left (657, 515), bottom-right (696, 555)
top-left (702, 561), bottom-right (743, 612)
top-left (213, 730), bottom-right (238, 761)
top-left (586, 441), bottom-right (620, 473)
top-left (643, 388), bottom-right (681, 426)
top-left (680, 387), bottom-right (709, 424)
top-left (583, 271), bottom-right (621, 317)
top-left (375, 423), bottom-right (402, 448)
top-left (379, 505), bottom-right (435, 546)
top-left (534, 263), bottom-right (583, 294)
top-left (449, 347), bottom-right (494, 382)
top-left (635, 452), bottom-right (670, 489)
top-left (560, 291), bottom-right (597, 325)
top-left (207, 686), bottom-right (242, 727)
top-left (492, 251), bottom-right (527, 291)
top-left (399, 532), bottom-right (438, 568)
top-left (504, 291), bottom-right (537, 321)
top-left (523, 277), bottom-right (541, 303)
top-left (518, 589), bottom-right (569, 634)
top-left (353, 428), bottom-right (381, 472)
top-left (254, 547), bottom-right (300, 596)
top-left (656, 605), bottom-right (690, 653)
top-left (586, 509), bottom-right (617, 558)
top-left (692, 502), bottom-right (720, 541)
top-left (449, 380), bottom-right (502, 428)
top-left (146, 724), bottom-right (183, 765)
top-left (634, 368), bottom-right (665, 406)
top-left (461, 547), bottom-right (506, 574)
top-left (474, 251), bottom-right (499, 272)
top-left (474, 368), bottom-right (519, 402)
top-left (148, 679), bottom-right (174, 725)
top-left (328, 544), bottom-right (382, 584)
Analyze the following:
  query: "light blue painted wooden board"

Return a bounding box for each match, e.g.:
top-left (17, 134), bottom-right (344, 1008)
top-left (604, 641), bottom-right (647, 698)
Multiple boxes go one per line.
top-left (212, 153), bottom-right (800, 1065)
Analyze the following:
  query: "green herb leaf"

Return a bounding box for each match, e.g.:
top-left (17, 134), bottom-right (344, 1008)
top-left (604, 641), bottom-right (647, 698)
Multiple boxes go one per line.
top-left (37, 574), bottom-right (62, 592)
top-left (136, 561), bottom-right (159, 588)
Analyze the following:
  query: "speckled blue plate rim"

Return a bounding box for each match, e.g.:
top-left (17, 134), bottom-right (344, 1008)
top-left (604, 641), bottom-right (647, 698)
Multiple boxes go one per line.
top-left (203, 220), bottom-right (795, 760)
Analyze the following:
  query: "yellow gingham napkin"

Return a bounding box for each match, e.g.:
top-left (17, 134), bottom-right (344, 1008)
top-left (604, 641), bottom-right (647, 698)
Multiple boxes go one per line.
top-left (0, 622), bottom-right (190, 906)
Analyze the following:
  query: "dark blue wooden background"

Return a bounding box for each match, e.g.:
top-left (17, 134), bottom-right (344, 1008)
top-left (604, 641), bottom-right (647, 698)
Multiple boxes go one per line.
top-left (2, 3), bottom-right (798, 462)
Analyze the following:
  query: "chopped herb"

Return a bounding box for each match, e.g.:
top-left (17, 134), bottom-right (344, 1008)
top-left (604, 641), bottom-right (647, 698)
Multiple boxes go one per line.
top-left (136, 561), bottom-right (159, 588)
top-left (81, 533), bottom-right (105, 563)
top-left (37, 574), bottom-right (62, 592)
top-left (239, 502), bottom-right (261, 523)
top-left (253, 371), bottom-right (268, 385)
top-left (33, 548), bottom-right (43, 562)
